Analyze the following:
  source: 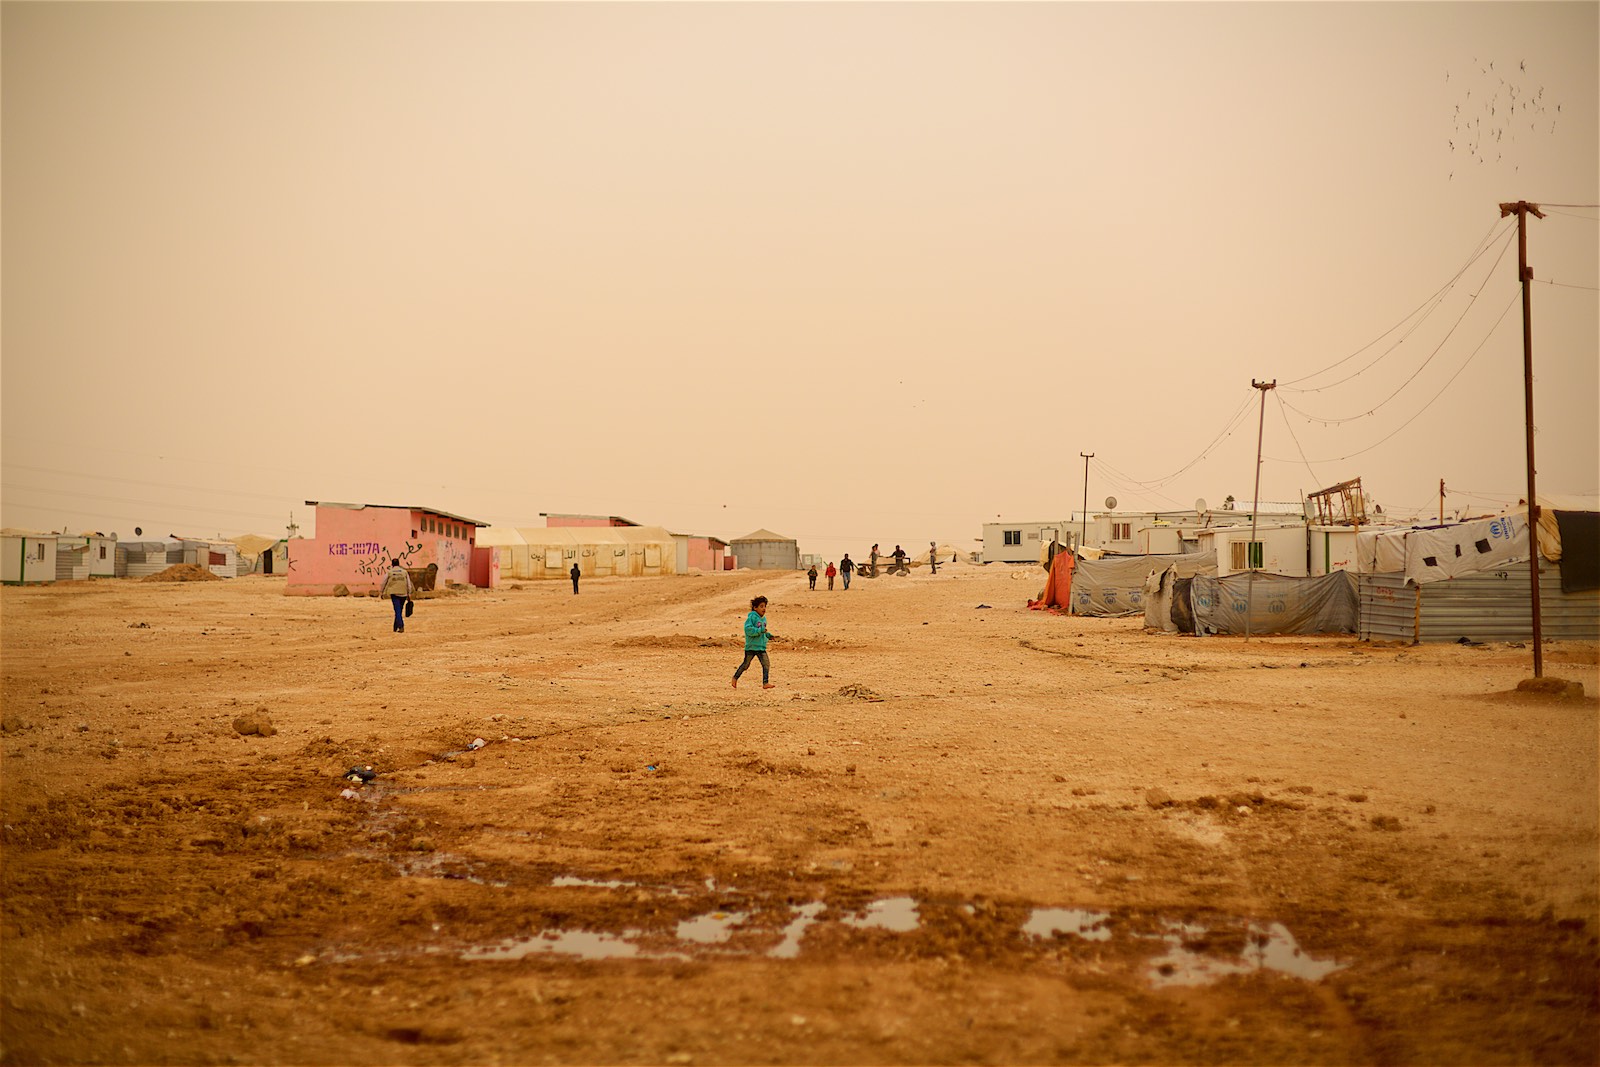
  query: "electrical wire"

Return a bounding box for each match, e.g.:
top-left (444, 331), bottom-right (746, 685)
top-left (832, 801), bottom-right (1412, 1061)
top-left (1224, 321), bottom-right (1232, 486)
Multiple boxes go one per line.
top-left (1097, 389), bottom-right (1258, 490)
top-left (1536, 278), bottom-right (1600, 291)
top-left (1089, 458), bottom-right (1185, 509)
top-left (1280, 232), bottom-right (1515, 423)
top-left (1272, 393), bottom-right (1323, 489)
top-left (1282, 226), bottom-right (1516, 401)
top-left (1279, 217), bottom-right (1510, 389)
top-left (1265, 288), bottom-right (1520, 465)
top-left (1542, 209), bottom-right (1598, 221)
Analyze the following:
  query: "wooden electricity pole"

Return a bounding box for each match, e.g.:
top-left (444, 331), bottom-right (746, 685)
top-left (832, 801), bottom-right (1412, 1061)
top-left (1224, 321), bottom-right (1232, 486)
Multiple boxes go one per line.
top-left (1499, 201), bottom-right (1545, 677)
top-left (1079, 452), bottom-right (1094, 554)
top-left (1245, 379), bottom-right (1275, 642)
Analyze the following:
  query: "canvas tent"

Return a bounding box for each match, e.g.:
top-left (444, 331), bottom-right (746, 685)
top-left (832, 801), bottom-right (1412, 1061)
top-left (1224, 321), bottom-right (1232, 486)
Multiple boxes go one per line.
top-left (1067, 552), bottom-right (1215, 617)
top-left (482, 525), bottom-right (679, 581)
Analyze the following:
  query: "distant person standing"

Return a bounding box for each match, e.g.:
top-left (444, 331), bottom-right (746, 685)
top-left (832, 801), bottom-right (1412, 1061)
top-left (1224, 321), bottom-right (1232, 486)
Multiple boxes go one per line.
top-left (732, 595), bottom-right (776, 690)
top-left (870, 544), bottom-right (879, 578)
top-left (380, 558), bottom-right (416, 633)
top-left (825, 561), bottom-right (837, 590)
top-left (807, 564), bottom-right (818, 591)
top-left (929, 541), bottom-right (939, 575)
top-left (840, 554), bottom-right (855, 590)
top-left (570, 562), bottom-right (581, 595)
top-left (892, 544), bottom-right (906, 574)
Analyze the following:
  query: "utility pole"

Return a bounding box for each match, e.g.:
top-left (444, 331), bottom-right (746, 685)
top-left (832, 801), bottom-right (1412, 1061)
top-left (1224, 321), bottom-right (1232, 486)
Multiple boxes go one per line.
top-left (1245, 379), bottom-right (1276, 642)
top-left (1439, 479), bottom-right (1446, 526)
top-left (1499, 201), bottom-right (1545, 677)
top-left (1079, 452), bottom-right (1094, 554)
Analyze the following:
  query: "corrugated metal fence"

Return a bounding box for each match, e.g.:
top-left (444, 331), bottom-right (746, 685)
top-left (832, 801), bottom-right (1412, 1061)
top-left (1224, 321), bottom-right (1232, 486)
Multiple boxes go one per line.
top-left (1359, 563), bottom-right (1599, 643)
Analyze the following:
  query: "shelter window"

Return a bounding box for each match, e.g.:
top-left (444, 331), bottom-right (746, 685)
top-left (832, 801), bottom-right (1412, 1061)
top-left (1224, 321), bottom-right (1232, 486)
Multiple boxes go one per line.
top-left (98, 546), bottom-right (107, 559)
top-left (1230, 541), bottom-right (1265, 570)
top-left (1112, 522), bottom-right (1132, 540)
top-left (35, 543), bottom-right (46, 560)
top-left (1003, 530), bottom-right (1021, 546)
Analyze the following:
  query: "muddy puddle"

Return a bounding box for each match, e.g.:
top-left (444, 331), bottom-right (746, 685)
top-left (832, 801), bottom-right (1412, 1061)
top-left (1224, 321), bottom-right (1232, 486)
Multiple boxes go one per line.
top-left (425, 877), bottom-right (1344, 986)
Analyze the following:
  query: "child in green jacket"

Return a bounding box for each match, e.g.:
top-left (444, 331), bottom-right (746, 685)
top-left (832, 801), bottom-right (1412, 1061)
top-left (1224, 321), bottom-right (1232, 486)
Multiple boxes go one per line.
top-left (732, 596), bottom-right (776, 689)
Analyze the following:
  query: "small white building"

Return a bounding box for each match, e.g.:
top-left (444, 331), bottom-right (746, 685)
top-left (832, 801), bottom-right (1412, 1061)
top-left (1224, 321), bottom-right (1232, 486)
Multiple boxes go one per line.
top-left (55, 533), bottom-right (117, 580)
top-left (730, 529), bottom-right (799, 570)
top-left (981, 521), bottom-right (1071, 564)
top-left (2, 529), bottom-right (58, 585)
top-left (1195, 523), bottom-right (1309, 577)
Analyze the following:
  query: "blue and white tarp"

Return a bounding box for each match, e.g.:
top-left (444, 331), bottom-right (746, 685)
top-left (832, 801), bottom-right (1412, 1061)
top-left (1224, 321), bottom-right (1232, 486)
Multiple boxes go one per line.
top-left (1190, 571), bottom-right (1358, 636)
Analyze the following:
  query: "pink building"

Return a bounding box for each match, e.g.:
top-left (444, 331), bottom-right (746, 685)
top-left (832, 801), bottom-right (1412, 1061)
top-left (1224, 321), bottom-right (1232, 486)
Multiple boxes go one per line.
top-left (541, 513), bottom-right (641, 528)
top-left (675, 534), bottom-right (730, 572)
top-left (286, 502), bottom-right (489, 596)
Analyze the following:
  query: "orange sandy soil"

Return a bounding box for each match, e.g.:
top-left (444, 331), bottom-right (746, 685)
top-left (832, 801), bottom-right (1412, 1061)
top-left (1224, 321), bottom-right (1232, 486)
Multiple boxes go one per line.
top-left (1, 566), bottom-right (1596, 1066)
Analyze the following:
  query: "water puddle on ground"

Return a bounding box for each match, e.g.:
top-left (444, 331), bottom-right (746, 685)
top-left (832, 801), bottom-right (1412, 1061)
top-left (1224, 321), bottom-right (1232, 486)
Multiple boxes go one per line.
top-left (1023, 908), bottom-right (1113, 942)
top-left (438, 877), bottom-right (1345, 986)
top-left (842, 896), bottom-right (920, 932)
top-left (1146, 921), bottom-right (1343, 987)
top-left (463, 929), bottom-right (649, 961)
top-left (677, 910), bottom-right (750, 944)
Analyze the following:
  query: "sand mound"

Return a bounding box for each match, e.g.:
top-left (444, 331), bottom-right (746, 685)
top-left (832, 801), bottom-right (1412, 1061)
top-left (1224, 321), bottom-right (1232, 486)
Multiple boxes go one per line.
top-left (142, 564), bottom-right (221, 583)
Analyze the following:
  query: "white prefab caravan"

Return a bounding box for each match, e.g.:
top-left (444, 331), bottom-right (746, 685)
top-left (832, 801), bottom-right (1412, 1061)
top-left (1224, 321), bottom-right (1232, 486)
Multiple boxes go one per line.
top-left (982, 521), bottom-right (1069, 564)
top-left (1195, 524), bottom-right (1309, 577)
top-left (2, 530), bottom-right (59, 585)
top-left (55, 534), bottom-right (117, 580)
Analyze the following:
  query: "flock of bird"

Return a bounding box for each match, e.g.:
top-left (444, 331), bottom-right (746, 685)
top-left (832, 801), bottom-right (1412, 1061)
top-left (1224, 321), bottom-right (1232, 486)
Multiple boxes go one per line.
top-left (1446, 58), bottom-right (1563, 180)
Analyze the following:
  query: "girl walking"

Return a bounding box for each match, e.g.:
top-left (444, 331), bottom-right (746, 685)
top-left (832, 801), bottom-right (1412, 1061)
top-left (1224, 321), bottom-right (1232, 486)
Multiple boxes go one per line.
top-left (732, 595), bottom-right (776, 689)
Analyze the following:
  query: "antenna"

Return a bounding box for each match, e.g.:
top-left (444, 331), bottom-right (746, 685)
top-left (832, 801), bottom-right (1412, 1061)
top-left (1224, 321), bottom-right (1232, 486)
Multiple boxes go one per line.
top-left (286, 511), bottom-right (300, 539)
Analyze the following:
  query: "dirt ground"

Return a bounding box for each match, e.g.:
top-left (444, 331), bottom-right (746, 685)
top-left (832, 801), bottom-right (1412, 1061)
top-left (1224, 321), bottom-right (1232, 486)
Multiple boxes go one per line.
top-left (2, 564), bottom-right (1596, 1066)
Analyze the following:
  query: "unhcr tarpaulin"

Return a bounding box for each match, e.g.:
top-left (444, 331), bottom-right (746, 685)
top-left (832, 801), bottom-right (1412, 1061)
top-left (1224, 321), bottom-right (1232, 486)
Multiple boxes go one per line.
top-left (1190, 571), bottom-right (1358, 636)
top-left (1404, 514), bottom-right (1528, 585)
top-left (1071, 552), bottom-right (1214, 617)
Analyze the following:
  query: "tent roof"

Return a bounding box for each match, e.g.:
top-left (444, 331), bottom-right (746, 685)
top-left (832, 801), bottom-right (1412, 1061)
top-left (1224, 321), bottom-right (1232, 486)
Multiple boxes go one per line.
top-left (228, 534), bottom-right (280, 557)
top-left (481, 525), bottom-right (677, 548)
top-left (732, 528), bottom-right (793, 543)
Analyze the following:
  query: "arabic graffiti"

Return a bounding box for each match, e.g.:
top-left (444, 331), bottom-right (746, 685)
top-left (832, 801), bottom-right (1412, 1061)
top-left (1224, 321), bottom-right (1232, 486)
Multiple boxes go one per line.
top-left (354, 540), bottom-right (426, 576)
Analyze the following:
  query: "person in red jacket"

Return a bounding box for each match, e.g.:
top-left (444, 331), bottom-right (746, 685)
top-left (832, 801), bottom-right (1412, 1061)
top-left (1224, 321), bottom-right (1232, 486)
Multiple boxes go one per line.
top-left (825, 561), bottom-right (837, 590)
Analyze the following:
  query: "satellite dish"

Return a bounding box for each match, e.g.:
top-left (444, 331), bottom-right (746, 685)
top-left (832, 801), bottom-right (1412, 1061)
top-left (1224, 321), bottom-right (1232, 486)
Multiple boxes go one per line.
top-left (1104, 496), bottom-right (1118, 510)
top-left (1195, 498), bottom-right (1208, 513)
top-left (134, 526), bottom-right (142, 536)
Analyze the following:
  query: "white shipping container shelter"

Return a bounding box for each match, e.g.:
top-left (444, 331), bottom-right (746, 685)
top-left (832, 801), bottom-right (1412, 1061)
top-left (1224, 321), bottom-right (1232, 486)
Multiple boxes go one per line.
top-left (2, 530), bottom-right (58, 584)
top-left (1194, 523), bottom-right (1309, 577)
top-left (480, 525), bottom-right (679, 581)
top-left (54, 534), bottom-right (117, 580)
top-left (981, 521), bottom-right (1070, 564)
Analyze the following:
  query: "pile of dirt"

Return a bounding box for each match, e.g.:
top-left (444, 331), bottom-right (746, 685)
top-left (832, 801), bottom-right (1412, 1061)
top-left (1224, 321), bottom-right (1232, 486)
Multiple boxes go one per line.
top-left (140, 564), bottom-right (220, 583)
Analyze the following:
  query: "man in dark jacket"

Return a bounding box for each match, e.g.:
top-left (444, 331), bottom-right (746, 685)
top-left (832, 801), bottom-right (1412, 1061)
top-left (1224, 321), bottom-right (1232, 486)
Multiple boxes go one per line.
top-left (570, 562), bottom-right (581, 595)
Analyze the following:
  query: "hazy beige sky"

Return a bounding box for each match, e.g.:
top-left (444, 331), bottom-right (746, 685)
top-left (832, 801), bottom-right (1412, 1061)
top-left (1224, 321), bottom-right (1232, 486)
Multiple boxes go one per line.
top-left (3, 2), bottom-right (1596, 561)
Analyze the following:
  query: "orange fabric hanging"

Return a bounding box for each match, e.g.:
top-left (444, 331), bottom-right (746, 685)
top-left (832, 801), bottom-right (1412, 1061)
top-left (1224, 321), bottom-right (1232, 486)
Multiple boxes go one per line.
top-left (1027, 551), bottom-right (1075, 612)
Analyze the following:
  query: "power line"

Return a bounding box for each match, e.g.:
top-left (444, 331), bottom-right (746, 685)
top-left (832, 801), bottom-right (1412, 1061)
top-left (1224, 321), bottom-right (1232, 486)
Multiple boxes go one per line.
top-left (1536, 278), bottom-right (1600, 291)
top-left (1266, 288), bottom-right (1520, 465)
top-left (1542, 208), bottom-right (1598, 222)
top-left (1282, 226), bottom-right (1516, 399)
top-left (1280, 217), bottom-right (1510, 389)
top-left (1280, 233), bottom-right (1515, 423)
top-left (1100, 389), bottom-right (1258, 490)
top-left (1272, 393), bottom-right (1323, 488)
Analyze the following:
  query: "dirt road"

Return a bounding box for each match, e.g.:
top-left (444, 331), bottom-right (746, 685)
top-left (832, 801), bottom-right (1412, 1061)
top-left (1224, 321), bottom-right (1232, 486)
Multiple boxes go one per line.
top-left (2, 566), bottom-right (1596, 1064)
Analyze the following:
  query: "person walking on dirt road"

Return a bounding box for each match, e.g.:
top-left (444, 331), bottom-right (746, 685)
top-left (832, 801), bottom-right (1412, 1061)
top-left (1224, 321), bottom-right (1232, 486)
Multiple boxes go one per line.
top-left (380, 559), bottom-right (416, 633)
top-left (570, 562), bottom-right (581, 595)
top-left (732, 595), bottom-right (776, 689)
top-left (825, 561), bottom-right (837, 590)
top-left (807, 564), bottom-right (818, 591)
top-left (840, 554), bottom-right (855, 589)
top-left (929, 541), bottom-right (939, 575)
